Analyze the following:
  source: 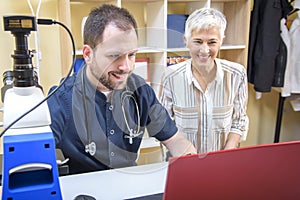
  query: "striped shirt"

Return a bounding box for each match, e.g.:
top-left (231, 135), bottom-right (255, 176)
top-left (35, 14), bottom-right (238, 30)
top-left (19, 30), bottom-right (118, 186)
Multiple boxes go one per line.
top-left (159, 58), bottom-right (249, 153)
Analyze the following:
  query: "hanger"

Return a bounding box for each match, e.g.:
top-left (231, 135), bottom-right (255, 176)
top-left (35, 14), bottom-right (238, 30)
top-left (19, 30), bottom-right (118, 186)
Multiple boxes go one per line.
top-left (288, 8), bottom-right (300, 16)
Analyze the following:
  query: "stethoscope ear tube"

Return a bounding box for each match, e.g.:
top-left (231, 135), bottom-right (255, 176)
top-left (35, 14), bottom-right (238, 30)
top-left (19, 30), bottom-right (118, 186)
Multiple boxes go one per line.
top-left (81, 65), bottom-right (96, 156)
top-left (81, 66), bottom-right (143, 156)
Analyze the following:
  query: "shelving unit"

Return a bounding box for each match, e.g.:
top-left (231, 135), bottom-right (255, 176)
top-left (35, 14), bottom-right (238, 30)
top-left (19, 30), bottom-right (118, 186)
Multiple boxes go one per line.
top-left (58, 0), bottom-right (251, 78)
top-left (56, 0), bottom-right (251, 164)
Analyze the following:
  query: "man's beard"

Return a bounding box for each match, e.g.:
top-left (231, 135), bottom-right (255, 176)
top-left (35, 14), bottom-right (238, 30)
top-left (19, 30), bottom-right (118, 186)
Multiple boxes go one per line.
top-left (90, 58), bottom-right (132, 91)
top-left (94, 71), bottom-right (130, 91)
top-left (98, 74), bottom-right (116, 91)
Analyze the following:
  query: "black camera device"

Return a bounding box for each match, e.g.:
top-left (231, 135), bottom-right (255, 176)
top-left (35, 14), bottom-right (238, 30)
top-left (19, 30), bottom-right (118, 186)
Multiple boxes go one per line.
top-left (1, 16), bottom-right (42, 102)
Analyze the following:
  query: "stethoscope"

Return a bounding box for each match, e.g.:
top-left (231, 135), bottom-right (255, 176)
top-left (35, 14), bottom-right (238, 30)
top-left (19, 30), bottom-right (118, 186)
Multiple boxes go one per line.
top-left (81, 65), bottom-right (143, 156)
top-left (121, 90), bottom-right (144, 144)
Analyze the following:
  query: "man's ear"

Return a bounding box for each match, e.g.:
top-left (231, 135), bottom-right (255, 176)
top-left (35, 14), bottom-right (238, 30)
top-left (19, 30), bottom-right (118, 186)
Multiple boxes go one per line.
top-left (82, 45), bottom-right (93, 64)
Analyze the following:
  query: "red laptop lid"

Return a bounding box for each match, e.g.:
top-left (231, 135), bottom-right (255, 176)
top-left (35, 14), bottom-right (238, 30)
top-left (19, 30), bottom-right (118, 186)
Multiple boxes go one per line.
top-left (164, 141), bottom-right (300, 200)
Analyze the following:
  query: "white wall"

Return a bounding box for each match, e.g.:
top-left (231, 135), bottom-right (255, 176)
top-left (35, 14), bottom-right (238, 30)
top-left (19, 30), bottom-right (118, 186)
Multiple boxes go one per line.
top-left (241, 85), bottom-right (300, 147)
top-left (0, 0), bottom-right (62, 96)
top-left (0, 0), bottom-right (62, 153)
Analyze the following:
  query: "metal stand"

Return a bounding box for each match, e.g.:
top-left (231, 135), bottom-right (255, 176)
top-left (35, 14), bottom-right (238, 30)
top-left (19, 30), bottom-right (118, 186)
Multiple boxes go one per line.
top-left (274, 94), bottom-right (286, 143)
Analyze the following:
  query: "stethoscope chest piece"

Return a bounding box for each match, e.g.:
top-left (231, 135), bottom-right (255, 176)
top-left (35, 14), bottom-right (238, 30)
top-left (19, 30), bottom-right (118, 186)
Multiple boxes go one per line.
top-left (85, 142), bottom-right (96, 156)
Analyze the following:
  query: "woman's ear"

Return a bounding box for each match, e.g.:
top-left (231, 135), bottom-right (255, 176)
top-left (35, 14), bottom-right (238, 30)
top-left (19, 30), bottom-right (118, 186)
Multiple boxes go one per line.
top-left (221, 36), bottom-right (225, 46)
top-left (82, 45), bottom-right (93, 64)
top-left (184, 36), bottom-right (188, 48)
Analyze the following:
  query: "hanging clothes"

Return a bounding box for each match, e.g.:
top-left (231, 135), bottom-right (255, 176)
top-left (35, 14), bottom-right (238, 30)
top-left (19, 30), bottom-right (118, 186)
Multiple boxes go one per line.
top-left (281, 9), bottom-right (300, 96)
top-left (247, 0), bottom-right (293, 92)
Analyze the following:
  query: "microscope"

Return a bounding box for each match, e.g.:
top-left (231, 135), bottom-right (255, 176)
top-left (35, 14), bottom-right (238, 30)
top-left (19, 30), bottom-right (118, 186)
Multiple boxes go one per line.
top-left (1, 16), bottom-right (62, 199)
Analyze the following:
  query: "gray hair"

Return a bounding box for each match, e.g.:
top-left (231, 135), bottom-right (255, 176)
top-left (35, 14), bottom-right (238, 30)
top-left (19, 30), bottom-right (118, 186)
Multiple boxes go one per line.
top-left (185, 7), bottom-right (227, 40)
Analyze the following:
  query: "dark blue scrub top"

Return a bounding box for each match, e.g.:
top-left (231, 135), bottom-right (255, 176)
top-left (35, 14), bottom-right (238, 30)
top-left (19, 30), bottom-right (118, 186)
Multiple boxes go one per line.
top-left (47, 66), bottom-right (177, 174)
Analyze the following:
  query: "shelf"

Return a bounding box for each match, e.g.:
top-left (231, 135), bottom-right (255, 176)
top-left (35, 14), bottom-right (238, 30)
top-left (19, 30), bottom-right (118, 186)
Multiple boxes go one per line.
top-left (75, 47), bottom-right (165, 56)
top-left (137, 46), bottom-right (165, 53)
top-left (221, 44), bottom-right (246, 50)
top-left (69, 0), bottom-right (241, 2)
top-left (70, 0), bottom-right (163, 3)
top-left (70, 0), bottom-right (116, 2)
top-left (166, 45), bottom-right (246, 52)
top-left (75, 44), bottom-right (246, 56)
top-left (211, 0), bottom-right (243, 2)
top-left (168, 0), bottom-right (207, 2)
top-left (140, 137), bottom-right (161, 149)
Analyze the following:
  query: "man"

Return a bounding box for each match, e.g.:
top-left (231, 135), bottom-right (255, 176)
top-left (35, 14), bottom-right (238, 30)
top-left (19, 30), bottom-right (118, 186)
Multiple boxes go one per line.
top-left (47, 4), bottom-right (196, 175)
top-left (159, 8), bottom-right (249, 154)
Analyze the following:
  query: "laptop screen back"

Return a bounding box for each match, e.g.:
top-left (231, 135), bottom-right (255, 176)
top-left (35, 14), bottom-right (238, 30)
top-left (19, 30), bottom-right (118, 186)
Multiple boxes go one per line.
top-left (164, 141), bottom-right (300, 200)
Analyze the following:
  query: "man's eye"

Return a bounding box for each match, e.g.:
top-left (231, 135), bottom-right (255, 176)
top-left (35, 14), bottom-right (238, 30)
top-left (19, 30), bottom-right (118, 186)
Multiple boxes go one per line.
top-left (128, 52), bottom-right (136, 57)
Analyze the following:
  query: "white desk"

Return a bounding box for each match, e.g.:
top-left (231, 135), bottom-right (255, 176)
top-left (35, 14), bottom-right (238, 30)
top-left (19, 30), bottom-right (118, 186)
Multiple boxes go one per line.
top-left (59, 162), bottom-right (168, 200)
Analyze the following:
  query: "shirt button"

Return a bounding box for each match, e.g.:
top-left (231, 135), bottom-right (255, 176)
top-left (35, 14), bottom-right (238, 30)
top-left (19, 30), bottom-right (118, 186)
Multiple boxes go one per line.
top-left (111, 152), bottom-right (115, 156)
top-left (110, 129), bottom-right (114, 135)
top-left (109, 105), bottom-right (113, 110)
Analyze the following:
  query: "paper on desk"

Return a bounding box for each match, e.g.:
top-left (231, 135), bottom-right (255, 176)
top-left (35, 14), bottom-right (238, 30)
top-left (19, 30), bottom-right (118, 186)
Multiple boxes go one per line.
top-left (290, 100), bottom-right (300, 111)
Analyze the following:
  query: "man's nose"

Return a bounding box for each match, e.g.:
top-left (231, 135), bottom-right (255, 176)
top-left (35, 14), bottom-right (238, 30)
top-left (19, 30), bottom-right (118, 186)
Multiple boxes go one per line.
top-left (118, 54), bottom-right (131, 72)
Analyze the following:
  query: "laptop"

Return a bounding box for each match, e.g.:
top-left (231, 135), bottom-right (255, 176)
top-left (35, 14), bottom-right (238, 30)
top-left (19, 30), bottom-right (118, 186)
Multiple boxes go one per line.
top-left (163, 140), bottom-right (300, 200)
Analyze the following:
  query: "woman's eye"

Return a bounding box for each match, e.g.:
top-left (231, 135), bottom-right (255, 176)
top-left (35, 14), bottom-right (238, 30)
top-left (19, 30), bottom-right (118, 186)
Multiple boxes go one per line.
top-left (110, 54), bottom-right (120, 58)
top-left (193, 40), bottom-right (202, 44)
top-left (208, 41), bottom-right (217, 45)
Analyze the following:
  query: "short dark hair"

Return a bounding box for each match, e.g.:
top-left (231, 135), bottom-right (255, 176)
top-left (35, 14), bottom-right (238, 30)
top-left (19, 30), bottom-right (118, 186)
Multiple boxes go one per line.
top-left (83, 4), bottom-right (138, 49)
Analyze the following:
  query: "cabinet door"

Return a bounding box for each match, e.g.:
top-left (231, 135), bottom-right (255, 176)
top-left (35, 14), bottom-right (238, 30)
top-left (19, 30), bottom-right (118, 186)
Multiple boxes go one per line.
top-left (211, 0), bottom-right (251, 66)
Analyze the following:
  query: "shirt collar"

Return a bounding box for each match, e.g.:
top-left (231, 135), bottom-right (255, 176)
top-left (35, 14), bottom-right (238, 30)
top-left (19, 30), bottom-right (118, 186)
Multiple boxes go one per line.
top-left (186, 58), bottom-right (224, 86)
top-left (214, 58), bottom-right (224, 85)
top-left (185, 59), bottom-right (194, 86)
